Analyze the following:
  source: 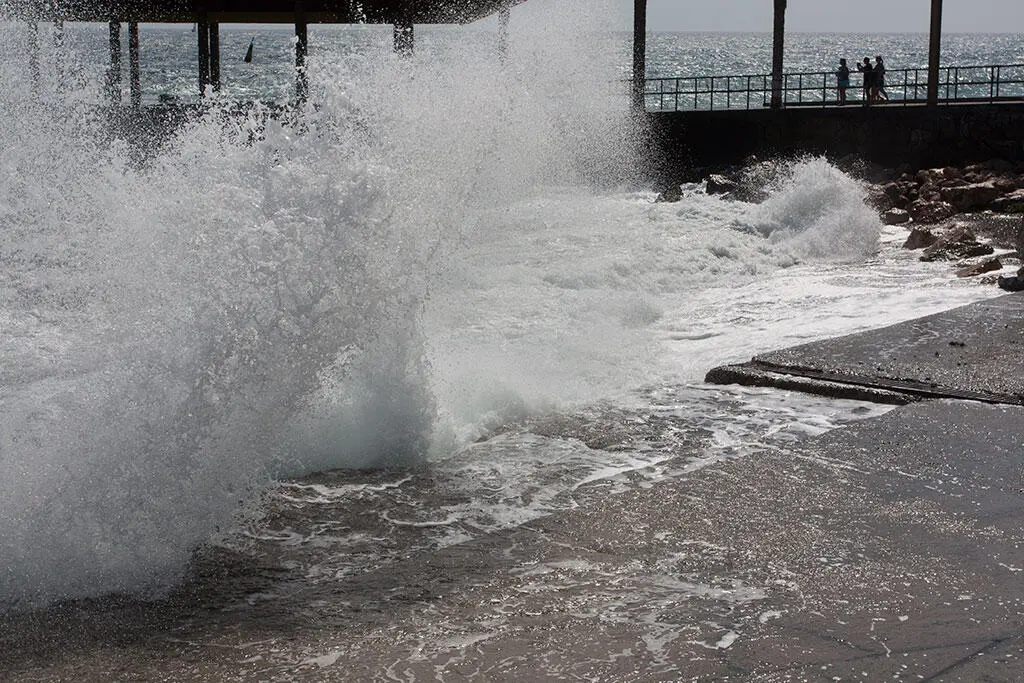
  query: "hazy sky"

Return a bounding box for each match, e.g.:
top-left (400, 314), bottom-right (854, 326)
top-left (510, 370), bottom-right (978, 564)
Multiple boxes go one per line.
top-left (605, 0), bottom-right (1024, 33)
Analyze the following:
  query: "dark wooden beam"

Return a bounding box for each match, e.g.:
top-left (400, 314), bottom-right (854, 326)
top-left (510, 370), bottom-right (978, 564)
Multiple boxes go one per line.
top-left (197, 20), bottom-right (209, 96)
top-left (770, 0), bottom-right (786, 109)
top-left (928, 0), bottom-right (943, 106)
top-left (497, 6), bottom-right (510, 63)
top-left (107, 21), bottom-right (121, 103)
top-left (129, 21), bottom-right (140, 107)
top-left (209, 22), bottom-right (221, 92)
top-left (632, 0), bottom-right (646, 113)
top-left (3, 0), bottom-right (529, 26)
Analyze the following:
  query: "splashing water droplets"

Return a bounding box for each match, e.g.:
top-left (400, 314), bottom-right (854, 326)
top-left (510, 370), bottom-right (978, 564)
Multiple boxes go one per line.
top-left (0, 3), bottom-right (636, 608)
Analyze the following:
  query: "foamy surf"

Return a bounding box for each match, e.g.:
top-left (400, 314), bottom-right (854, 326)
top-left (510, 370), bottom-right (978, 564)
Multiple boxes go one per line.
top-left (0, 1), bottom-right (639, 609)
top-left (0, 4), bottom-right (1003, 614)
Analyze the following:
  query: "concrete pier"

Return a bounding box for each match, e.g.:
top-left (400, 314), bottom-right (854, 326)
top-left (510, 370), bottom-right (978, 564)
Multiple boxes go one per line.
top-left (649, 102), bottom-right (1024, 173)
top-left (4, 0), bottom-right (526, 103)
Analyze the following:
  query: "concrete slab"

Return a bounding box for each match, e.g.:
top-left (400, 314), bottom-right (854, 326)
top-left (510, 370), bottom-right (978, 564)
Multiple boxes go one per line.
top-left (3, 400), bottom-right (1023, 681)
top-left (707, 293), bottom-right (1024, 405)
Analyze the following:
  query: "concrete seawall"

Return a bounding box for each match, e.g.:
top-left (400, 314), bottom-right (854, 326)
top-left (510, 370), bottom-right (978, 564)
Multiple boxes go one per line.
top-left (706, 293), bottom-right (1024, 406)
top-left (648, 102), bottom-right (1024, 174)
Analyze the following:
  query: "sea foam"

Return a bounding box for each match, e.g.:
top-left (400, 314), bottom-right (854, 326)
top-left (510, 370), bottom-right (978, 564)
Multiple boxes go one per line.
top-left (0, 1), bottom-right (634, 609)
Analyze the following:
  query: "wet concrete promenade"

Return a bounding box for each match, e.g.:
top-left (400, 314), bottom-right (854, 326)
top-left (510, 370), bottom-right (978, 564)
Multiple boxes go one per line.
top-left (708, 293), bottom-right (1024, 406)
top-left (693, 292), bottom-right (1024, 680)
top-left (3, 296), bottom-right (1024, 681)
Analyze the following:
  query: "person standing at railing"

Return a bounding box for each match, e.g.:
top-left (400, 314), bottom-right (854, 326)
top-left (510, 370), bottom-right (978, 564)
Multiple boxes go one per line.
top-left (857, 57), bottom-right (876, 104)
top-left (836, 58), bottom-right (851, 104)
top-left (874, 56), bottom-right (889, 101)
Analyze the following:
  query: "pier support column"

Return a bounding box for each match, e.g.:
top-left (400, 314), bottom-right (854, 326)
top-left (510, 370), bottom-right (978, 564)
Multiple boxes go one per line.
top-left (770, 0), bottom-right (787, 109)
top-left (107, 21), bottom-right (122, 104)
top-left (631, 0), bottom-right (647, 113)
top-left (197, 21), bottom-right (210, 96)
top-left (498, 6), bottom-right (510, 63)
top-left (197, 20), bottom-right (221, 98)
top-left (129, 22), bottom-right (141, 108)
top-left (927, 0), bottom-right (943, 106)
top-left (209, 22), bottom-right (221, 93)
top-left (394, 19), bottom-right (414, 57)
top-left (27, 20), bottom-right (40, 98)
top-left (53, 17), bottom-right (65, 94)
top-left (295, 19), bottom-right (308, 101)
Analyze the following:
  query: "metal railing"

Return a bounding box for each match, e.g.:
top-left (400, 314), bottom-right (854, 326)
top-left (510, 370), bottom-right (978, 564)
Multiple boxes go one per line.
top-left (645, 63), bottom-right (1024, 111)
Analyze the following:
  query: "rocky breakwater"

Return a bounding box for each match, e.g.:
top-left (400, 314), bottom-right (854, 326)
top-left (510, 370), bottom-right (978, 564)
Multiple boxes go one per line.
top-left (864, 158), bottom-right (1024, 290)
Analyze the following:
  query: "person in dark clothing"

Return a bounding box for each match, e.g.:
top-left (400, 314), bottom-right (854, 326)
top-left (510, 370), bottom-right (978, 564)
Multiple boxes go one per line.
top-left (857, 57), bottom-right (876, 104)
top-left (874, 56), bottom-right (889, 101)
top-left (836, 58), bottom-right (851, 104)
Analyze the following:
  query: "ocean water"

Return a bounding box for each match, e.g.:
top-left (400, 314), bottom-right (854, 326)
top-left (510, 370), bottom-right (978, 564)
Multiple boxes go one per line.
top-left (0, 4), bottom-right (1014, 673)
top-left (643, 31), bottom-right (1024, 79)
top-left (11, 21), bottom-right (1024, 105)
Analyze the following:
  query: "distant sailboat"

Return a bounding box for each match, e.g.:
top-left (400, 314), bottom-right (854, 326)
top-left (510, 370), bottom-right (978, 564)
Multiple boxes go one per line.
top-left (243, 38), bottom-right (254, 63)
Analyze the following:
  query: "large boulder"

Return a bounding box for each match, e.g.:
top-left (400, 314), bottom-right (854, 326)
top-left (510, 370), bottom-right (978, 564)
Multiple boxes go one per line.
top-left (866, 187), bottom-right (892, 212)
top-left (879, 181), bottom-right (915, 209)
top-left (992, 176), bottom-right (1024, 193)
top-left (706, 174), bottom-right (737, 196)
top-left (920, 225), bottom-right (994, 262)
top-left (705, 164), bottom-right (773, 203)
top-left (991, 189), bottom-right (1024, 214)
top-left (732, 160), bottom-right (779, 203)
top-left (916, 167), bottom-right (948, 186)
top-left (909, 199), bottom-right (956, 224)
top-left (955, 258), bottom-right (1002, 278)
top-left (940, 182), bottom-right (1003, 212)
top-left (902, 227), bottom-right (937, 249)
top-left (998, 274), bottom-right (1024, 291)
top-left (882, 208), bottom-right (911, 226)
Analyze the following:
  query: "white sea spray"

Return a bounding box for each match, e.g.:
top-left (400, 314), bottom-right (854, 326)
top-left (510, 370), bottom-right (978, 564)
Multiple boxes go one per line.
top-left (0, 1), bottom-right (640, 608)
top-left (0, 13), bottom-right (1007, 612)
